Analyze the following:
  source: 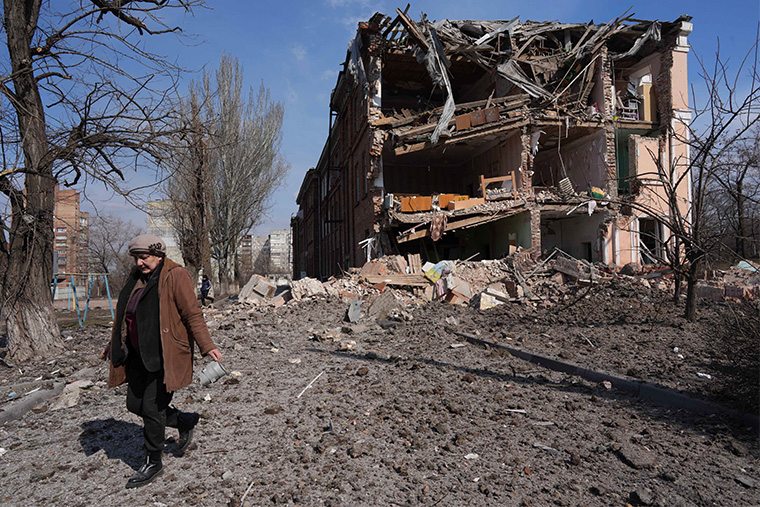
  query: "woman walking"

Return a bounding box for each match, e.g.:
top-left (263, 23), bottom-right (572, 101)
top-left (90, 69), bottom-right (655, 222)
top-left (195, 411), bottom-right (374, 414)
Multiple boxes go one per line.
top-left (104, 234), bottom-right (222, 488)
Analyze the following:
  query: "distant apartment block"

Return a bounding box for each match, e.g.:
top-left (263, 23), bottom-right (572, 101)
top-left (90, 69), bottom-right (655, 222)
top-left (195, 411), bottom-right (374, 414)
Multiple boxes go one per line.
top-left (146, 200), bottom-right (182, 262)
top-left (54, 185), bottom-right (89, 275)
top-left (237, 234), bottom-right (253, 281)
top-left (243, 230), bottom-right (293, 275)
top-left (268, 229), bottom-right (292, 273)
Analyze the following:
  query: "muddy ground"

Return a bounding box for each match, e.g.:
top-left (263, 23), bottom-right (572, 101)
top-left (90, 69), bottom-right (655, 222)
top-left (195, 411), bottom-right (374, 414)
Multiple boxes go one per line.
top-left (0, 280), bottom-right (758, 506)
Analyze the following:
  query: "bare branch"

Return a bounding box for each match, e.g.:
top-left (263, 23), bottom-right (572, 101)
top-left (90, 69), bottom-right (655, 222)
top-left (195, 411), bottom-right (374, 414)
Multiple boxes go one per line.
top-left (0, 0), bottom-right (204, 360)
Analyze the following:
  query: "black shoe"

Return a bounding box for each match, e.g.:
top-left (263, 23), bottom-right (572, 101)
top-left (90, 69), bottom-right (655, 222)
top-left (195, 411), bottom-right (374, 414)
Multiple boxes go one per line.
top-left (126, 457), bottom-right (163, 489)
top-left (177, 412), bottom-right (200, 453)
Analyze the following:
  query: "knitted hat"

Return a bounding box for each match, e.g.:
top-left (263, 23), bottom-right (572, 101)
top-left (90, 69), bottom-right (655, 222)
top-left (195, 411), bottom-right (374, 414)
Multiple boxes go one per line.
top-left (128, 234), bottom-right (166, 257)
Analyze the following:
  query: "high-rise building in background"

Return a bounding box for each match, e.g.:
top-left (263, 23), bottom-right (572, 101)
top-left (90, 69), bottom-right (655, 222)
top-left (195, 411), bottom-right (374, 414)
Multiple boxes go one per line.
top-left (244, 230), bottom-right (292, 276)
top-left (53, 185), bottom-right (89, 275)
top-left (237, 234), bottom-right (253, 281)
top-left (268, 229), bottom-right (292, 273)
top-left (146, 200), bottom-right (182, 262)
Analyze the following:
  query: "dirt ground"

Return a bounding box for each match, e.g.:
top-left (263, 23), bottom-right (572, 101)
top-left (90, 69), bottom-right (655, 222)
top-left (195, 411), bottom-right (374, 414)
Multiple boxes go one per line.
top-left (0, 281), bottom-right (758, 506)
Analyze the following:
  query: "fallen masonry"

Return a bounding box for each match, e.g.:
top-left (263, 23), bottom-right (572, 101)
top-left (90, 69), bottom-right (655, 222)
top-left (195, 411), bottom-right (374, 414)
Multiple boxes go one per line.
top-left (236, 251), bottom-right (759, 313)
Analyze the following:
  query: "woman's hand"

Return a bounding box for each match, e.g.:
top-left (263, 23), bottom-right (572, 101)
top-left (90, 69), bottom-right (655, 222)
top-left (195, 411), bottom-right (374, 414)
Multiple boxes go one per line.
top-left (99, 344), bottom-right (111, 360)
top-left (207, 348), bottom-right (223, 362)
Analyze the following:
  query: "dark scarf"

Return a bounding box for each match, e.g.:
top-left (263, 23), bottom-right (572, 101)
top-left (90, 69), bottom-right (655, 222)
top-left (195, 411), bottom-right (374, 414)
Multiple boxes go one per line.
top-left (112, 261), bottom-right (164, 372)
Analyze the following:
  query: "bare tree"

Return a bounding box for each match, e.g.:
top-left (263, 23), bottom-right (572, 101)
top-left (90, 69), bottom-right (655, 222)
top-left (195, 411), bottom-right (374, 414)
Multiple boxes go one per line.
top-left (621, 41), bottom-right (760, 321)
top-left (0, 0), bottom-right (202, 361)
top-left (88, 214), bottom-right (140, 292)
top-left (208, 56), bottom-right (289, 293)
top-left (704, 129), bottom-right (760, 259)
top-left (165, 54), bottom-right (288, 294)
top-left (162, 84), bottom-right (213, 284)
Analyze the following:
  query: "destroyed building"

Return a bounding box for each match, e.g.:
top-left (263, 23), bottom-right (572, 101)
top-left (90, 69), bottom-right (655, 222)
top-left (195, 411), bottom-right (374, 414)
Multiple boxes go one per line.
top-left (291, 8), bottom-right (693, 279)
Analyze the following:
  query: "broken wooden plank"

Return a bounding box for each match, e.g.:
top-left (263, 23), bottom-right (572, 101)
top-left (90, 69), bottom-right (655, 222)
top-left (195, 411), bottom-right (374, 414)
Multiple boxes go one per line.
top-left (381, 15), bottom-right (401, 38)
top-left (394, 118), bottom-right (528, 156)
top-left (406, 253), bottom-right (422, 274)
top-left (375, 95), bottom-right (529, 129)
top-left (473, 17), bottom-right (519, 46)
top-left (513, 34), bottom-right (538, 59)
top-left (447, 197), bottom-right (485, 210)
top-left (398, 228), bottom-right (432, 243)
top-left (445, 118), bottom-right (528, 144)
top-left (397, 210), bottom-right (520, 243)
top-left (552, 257), bottom-right (581, 280)
top-left (362, 274), bottom-right (431, 287)
top-left (568, 25), bottom-right (594, 57)
top-left (484, 288), bottom-right (516, 304)
top-left (395, 141), bottom-right (430, 156)
top-left (396, 8), bottom-right (429, 51)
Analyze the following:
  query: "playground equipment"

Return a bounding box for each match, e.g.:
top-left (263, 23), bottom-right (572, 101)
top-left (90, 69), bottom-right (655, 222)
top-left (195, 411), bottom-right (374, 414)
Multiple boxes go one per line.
top-left (51, 273), bottom-right (114, 328)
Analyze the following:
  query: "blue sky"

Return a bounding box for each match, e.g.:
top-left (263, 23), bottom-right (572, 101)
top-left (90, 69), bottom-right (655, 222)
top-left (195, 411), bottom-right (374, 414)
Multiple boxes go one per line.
top-left (86, 0), bottom-right (760, 236)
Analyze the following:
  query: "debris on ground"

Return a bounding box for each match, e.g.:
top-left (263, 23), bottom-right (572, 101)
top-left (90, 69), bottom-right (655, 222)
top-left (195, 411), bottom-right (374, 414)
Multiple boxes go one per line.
top-left (233, 249), bottom-right (760, 323)
top-left (0, 254), bottom-right (757, 505)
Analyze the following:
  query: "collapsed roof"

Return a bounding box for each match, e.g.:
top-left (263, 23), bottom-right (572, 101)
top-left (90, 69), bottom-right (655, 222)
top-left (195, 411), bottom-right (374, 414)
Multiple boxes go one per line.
top-left (344, 8), bottom-right (691, 152)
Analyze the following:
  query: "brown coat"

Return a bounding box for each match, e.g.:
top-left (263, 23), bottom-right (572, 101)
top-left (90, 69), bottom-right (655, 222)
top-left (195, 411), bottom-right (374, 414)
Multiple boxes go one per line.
top-left (108, 258), bottom-right (216, 392)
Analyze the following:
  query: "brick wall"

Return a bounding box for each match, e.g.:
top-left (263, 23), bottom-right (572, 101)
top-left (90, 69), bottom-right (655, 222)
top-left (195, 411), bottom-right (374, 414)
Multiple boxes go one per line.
top-left (599, 46), bottom-right (618, 202)
top-left (520, 129), bottom-right (532, 195)
top-left (655, 35), bottom-right (675, 130)
top-left (529, 208), bottom-right (542, 259)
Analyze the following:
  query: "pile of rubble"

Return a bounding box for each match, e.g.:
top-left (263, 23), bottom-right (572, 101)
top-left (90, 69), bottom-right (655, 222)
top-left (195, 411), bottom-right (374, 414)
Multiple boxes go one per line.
top-left (230, 252), bottom-right (760, 319)
top-left (693, 261), bottom-right (760, 302)
top-left (253, 255), bottom-right (760, 317)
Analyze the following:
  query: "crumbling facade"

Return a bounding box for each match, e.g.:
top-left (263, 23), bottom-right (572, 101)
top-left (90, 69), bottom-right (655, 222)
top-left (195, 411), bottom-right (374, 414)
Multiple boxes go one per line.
top-left (292, 8), bottom-right (693, 279)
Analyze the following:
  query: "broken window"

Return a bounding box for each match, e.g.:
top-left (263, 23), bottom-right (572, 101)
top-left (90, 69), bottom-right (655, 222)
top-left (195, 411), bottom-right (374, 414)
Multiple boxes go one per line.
top-left (616, 128), bottom-right (652, 194)
top-left (616, 58), bottom-right (660, 123)
top-left (638, 217), bottom-right (663, 264)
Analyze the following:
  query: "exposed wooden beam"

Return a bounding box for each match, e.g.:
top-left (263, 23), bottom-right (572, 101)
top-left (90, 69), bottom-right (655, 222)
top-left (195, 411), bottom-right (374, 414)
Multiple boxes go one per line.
top-left (393, 118), bottom-right (528, 156)
top-left (362, 274), bottom-right (430, 286)
top-left (396, 8), bottom-right (429, 51)
top-left (397, 210), bottom-right (522, 243)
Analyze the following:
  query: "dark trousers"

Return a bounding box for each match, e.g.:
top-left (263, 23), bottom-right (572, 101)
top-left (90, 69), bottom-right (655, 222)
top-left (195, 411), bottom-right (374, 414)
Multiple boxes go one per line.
top-left (126, 357), bottom-right (180, 456)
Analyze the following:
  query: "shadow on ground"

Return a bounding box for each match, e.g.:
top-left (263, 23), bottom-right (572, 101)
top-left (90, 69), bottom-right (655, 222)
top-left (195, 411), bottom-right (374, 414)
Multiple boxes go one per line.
top-left (78, 418), bottom-right (143, 470)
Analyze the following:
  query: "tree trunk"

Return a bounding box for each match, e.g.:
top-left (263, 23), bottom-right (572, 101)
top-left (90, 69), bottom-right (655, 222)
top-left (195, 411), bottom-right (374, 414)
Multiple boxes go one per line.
top-left (6, 297), bottom-right (63, 362)
top-left (684, 264), bottom-right (698, 322)
top-left (673, 274), bottom-right (682, 303)
top-left (218, 255), bottom-right (239, 295)
top-left (172, 113), bottom-right (212, 287)
top-left (2, 0), bottom-right (64, 361)
top-left (2, 173), bottom-right (63, 364)
top-left (2, 173), bottom-right (62, 361)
